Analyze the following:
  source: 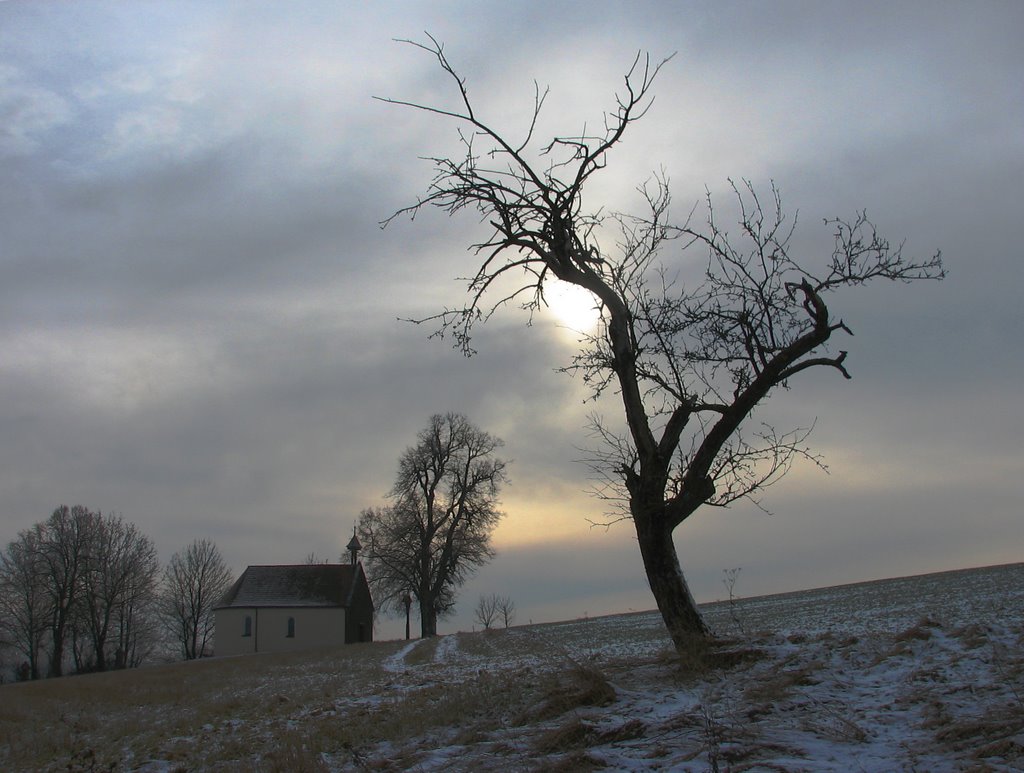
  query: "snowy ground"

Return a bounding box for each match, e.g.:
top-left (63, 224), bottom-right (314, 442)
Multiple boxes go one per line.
top-left (349, 563), bottom-right (1024, 771)
top-left (2, 563), bottom-right (1022, 771)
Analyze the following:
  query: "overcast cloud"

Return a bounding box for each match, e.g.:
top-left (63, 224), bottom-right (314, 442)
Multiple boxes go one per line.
top-left (1, 1), bottom-right (1021, 638)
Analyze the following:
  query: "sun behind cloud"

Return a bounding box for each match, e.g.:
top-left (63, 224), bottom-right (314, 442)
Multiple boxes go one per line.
top-left (544, 280), bottom-right (602, 338)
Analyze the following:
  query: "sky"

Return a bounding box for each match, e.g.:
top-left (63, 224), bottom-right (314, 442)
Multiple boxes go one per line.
top-left (1, 1), bottom-right (1021, 639)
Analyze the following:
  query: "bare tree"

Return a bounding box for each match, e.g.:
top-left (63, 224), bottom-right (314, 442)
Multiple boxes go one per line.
top-left (35, 505), bottom-right (95, 676)
top-left (0, 509), bottom-right (161, 678)
top-left (78, 514), bottom-right (160, 671)
top-left (474, 593), bottom-right (499, 629)
top-left (382, 38), bottom-right (945, 649)
top-left (0, 529), bottom-right (49, 679)
top-left (358, 413), bottom-right (507, 637)
top-left (112, 548), bottom-right (161, 669)
top-left (160, 539), bottom-right (233, 660)
top-left (496, 595), bottom-right (516, 628)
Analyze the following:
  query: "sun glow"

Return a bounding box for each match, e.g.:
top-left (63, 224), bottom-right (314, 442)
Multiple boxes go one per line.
top-left (544, 281), bottom-right (602, 336)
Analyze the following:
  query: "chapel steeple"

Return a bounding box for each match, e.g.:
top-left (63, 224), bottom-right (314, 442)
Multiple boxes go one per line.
top-left (346, 527), bottom-right (362, 566)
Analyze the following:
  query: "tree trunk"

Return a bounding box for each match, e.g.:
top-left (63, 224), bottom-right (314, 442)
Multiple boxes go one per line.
top-left (94, 628), bottom-right (108, 672)
top-left (634, 511), bottom-right (710, 650)
top-left (188, 621), bottom-right (199, 660)
top-left (49, 627), bottom-right (65, 677)
top-left (419, 599), bottom-right (437, 637)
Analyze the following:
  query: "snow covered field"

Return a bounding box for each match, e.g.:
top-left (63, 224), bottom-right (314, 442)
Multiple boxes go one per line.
top-left (2, 563), bottom-right (1022, 771)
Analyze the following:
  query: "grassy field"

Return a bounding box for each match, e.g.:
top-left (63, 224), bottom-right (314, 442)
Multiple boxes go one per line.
top-left (2, 563), bottom-right (1022, 771)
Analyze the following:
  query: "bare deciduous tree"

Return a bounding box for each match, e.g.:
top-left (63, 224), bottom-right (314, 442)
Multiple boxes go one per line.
top-left (358, 413), bottom-right (507, 637)
top-left (111, 547), bottom-right (161, 669)
top-left (36, 505), bottom-right (94, 676)
top-left (160, 539), bottom-right (233, 660)
top-left (382, 38), bottom-right (945, 649)
top-left (497, 595), bottom-right (516, 628)
top-left (0, 509), bottom-right (161, 678)
top-left (474, 593), bottom-right (499, 629)
top-left (78, 514), bottom-right (160, 671)
top-left (0, 529), bottom-right (48, 679)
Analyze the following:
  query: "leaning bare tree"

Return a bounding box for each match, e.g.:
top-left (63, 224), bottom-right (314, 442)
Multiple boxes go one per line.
top-left (358, 413), bottom-right (507, 637)
top-left (381, 38), bottom-right (944, 649)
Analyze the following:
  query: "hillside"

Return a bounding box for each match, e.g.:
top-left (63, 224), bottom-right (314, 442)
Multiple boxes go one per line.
top-left (2, 563), bottom-right (1022, 772)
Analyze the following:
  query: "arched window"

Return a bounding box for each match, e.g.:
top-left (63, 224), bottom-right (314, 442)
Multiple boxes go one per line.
top-left (286, 617), bottom-right (295, 638)
top-left (243, 615), bottom-right (252, 637)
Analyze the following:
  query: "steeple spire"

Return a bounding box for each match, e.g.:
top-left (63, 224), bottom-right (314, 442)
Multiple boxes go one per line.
top-left (346, 527), bottom-right (362, 566)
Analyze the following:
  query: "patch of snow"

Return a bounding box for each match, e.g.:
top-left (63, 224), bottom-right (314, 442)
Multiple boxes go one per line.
top-left (433, 634), bottom-right (457, 664)
top-left (382, 639), bottom-right (422, 672)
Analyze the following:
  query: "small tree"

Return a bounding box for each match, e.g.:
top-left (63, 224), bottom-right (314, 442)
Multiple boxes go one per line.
top-left (160, 539), bottom-right (232, 660)
top-left (382, 38), bottom-right (944, 649)
top-left (474, 593), bottom-right (499, 629)
top-left (358, 413), bottom-right (507, 637)
top-left (496, 595), bottom-right (516, 629)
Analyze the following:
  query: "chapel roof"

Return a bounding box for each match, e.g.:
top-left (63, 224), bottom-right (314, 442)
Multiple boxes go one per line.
top-left (215, 564), bottom-right (361, 609)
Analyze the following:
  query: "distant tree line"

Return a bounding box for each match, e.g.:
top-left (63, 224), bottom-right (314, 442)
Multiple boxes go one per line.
top-left (0, 506), bottom-right (233, 681)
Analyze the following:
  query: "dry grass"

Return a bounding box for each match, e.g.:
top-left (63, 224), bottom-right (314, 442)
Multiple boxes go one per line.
top-left (532, 715), bottom-right (597, 755)
top-left (799, 698), bottom-right (869, 743)
top-left (257, 731), bottom-right (331, 773)
top-left (744, 658), bottom-right (821, 705)
top-left (0, 641), bottom-right (401, 772)
top-left (532, 748), bottom-right (606, 773)
top-left (0, 630), bottom-right (635, 770)
top-left (950, 622), bottom-right (991, 649)
top-left (664, 635), bottom-right (762, 681)
top-left (517, 662), bottom-right (617, 725)
top-left (531, 717), bottom-right (645, 768)
top-left (894, 616), bottom-right (941, 642)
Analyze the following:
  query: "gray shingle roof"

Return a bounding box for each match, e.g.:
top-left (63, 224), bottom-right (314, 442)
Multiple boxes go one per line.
top-left (216, 564), bottom-right (359, 609)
